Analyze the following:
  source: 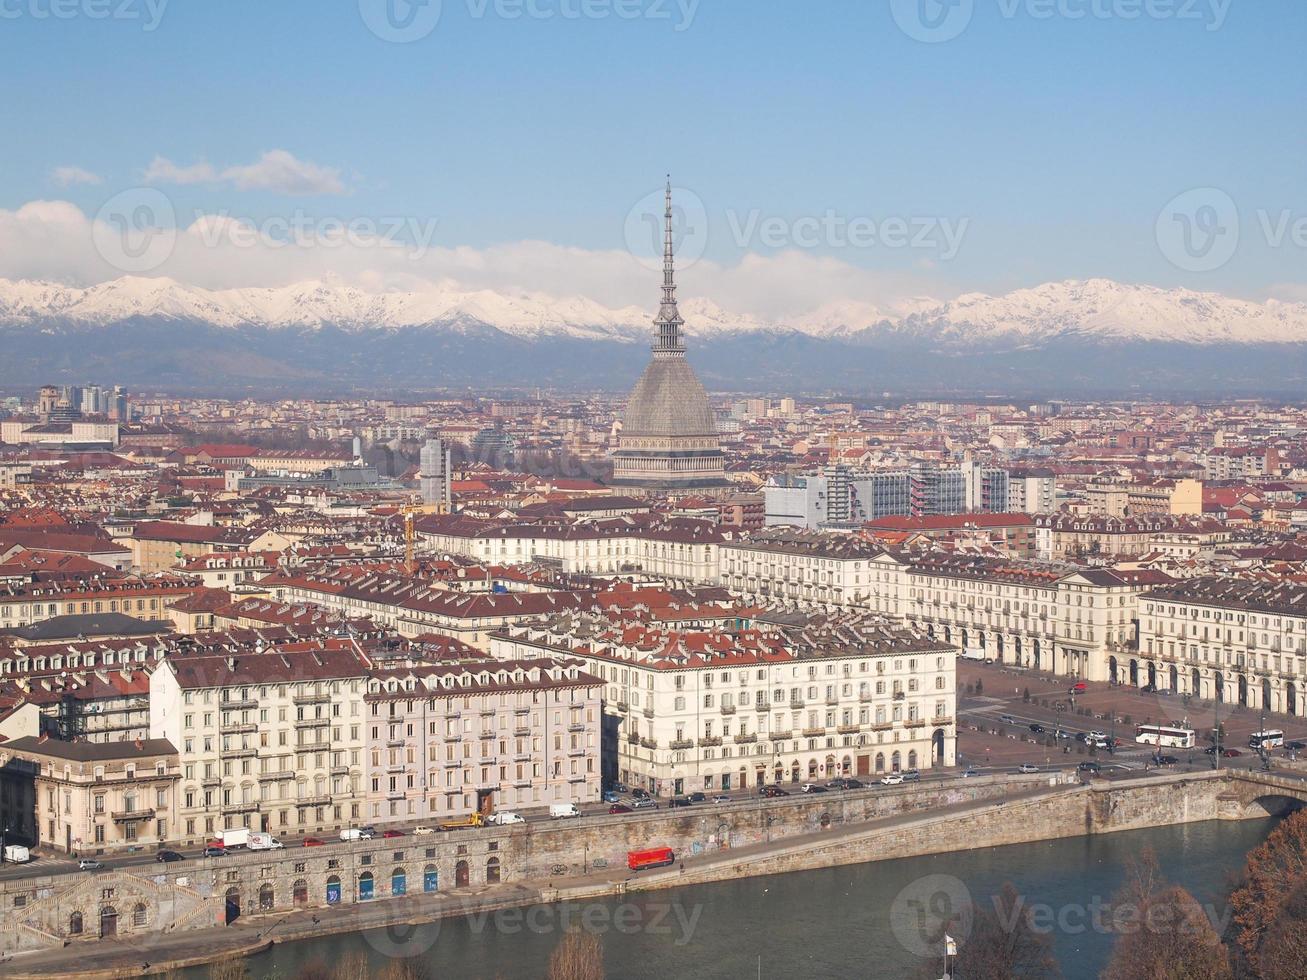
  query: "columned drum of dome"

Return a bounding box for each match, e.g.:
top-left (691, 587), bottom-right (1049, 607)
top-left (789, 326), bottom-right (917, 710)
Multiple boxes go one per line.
top-left (611, 180), bottom-right (729, 493)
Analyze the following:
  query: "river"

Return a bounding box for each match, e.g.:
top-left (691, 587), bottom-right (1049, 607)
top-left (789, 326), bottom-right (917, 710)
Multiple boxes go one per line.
top-left (215, 818), bottom-right (1275, 979)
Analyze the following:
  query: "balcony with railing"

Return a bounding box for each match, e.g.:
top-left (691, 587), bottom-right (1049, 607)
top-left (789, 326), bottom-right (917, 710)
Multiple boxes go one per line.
top-left (697, 736), bottom-right (722, 747)
top-left (801, 727), bottom-right (825, 738)
top-left (111, 807), bottom-right (156, 822)
top-left (769, 730), bottom-right (793, 741)
top-left (639, 737), bottom-right (658, 750)
top-left (719, 704), bottom-right (736, 715)
top-left (670, 738), bottom-right (695, 750)
top-left (734, 733), bottom-right (758, 745)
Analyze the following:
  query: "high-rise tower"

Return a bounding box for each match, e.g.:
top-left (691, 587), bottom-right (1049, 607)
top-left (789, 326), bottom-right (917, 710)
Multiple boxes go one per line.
top-left (611, 179), bottom-right (728, 492)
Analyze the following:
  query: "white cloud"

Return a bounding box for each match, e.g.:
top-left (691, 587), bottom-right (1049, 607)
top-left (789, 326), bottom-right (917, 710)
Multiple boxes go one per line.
top-left (51, 166), bottom-right (103, 187)
top-left (0, 198), bottom-right (948, 323)
top-left (144, 150), bottom-right (345, 196)
top-left (144, 156), bottom-right (218, 185)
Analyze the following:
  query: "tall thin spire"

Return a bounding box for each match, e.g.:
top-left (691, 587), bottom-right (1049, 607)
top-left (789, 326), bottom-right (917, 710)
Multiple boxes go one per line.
top-left (653, 175), bottom-right (685, 356)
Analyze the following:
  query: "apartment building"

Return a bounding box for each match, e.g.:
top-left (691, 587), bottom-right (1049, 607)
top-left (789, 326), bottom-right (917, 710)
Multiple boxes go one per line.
top-left (718, 529), bottom-right (885, 608)
top-left (363, 657), bottom-right (602, 822)
top-left (492, 610), bottom-right (955, 796)
top-left (149, 643), bottom-right (371, 845)
top-left (1136, 578), bottom-right (1307, 716)
top-left (1034, 514), bottom-right (1230, 561)
top-left (0, 736), bottom-right (178, 854)
top-left (415, 514), bottom-right (726, 582)
top-left (1083, 479), bottom-right (1202, 518)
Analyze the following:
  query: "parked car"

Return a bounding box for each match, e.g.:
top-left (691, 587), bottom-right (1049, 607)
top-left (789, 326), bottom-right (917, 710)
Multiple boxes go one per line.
top-left (961, 768), bottom-right (979, 778)
top-left (1053, 730), bottom-right (1071, 740)
top-left (669, 796), bottom-right (693, 808)
top-left (1000, 714), bottom-right (1018, 724)
top-left (1018, 764), bottom-right (1040, 774)
top-left (901, 769), bottom-right (921, 782)
top-left (156, 850), bottom-right (184, 863)
top-left (382, 829), bottom-right (405, 839)
top-left (413, 826), bottom-right (434, 836)
top-left (688, 791), bottom-right (706, 803)
top-left (487, 811), bottom-right (526, 825)
top-left (632, 797), bottom-right (659, 809)
top-left (631, 788), bottom-right (650, 800)
top-left (78, 858), bottom-right (104, 870)
top-left (1223, 748), bottom-right (1243, 758)
top-left (602, 790), bottom-right (621, 804)
top-left (1077, 761), bottom-right (1102, 773)
top-left (1156, 755), bottom-right (1179, 766)
top-left (201, 846), bottom-right (226, 859)
top-left (760, 784), bottom-right (790, 798)
top-left (1285, 741), bottom-right (1306, 751)
top-left (710, 795), bottom-right (731, 804)
top-left (302, 837), bottom-right (325, 847)
top-left (880, 773), bottom-right (904, 785)
top-left (800, 783), bottom-right (828, 794)
top-left (609, 804), bottom-right (633, 814)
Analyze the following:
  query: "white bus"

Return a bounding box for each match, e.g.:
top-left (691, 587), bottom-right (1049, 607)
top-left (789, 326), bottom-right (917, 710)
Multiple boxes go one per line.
top-left (1135, 724), bottom-right (1196, 749)
top-left (1249, 730), bottom-right (1284, 749)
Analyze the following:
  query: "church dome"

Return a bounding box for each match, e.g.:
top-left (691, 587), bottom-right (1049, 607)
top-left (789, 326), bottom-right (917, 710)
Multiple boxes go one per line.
top-left (622, 356), bottom-right (717, 437)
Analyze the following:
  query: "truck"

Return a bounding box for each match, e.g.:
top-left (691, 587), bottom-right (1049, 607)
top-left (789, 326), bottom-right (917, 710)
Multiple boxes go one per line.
top-left (217, 828), bottom-right (249, 849)
top-left (248, 833), bottom-right (283, 851)
top-left (549, 802), bottom-right (581, 819)
top-left (3, 844), bottom-right (31, 864)
top-left (962, 647), bottom-right (986, 662)
top-left (438, 812), bottom-right (485, 832)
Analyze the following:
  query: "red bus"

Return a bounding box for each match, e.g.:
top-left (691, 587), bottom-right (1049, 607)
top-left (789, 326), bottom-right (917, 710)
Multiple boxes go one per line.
top-left (627, 847), bottom-right (675, 871)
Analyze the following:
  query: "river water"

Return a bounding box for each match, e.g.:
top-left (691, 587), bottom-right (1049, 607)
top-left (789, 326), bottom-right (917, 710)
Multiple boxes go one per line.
top-left (219, 818), bottom-right (1275, 979)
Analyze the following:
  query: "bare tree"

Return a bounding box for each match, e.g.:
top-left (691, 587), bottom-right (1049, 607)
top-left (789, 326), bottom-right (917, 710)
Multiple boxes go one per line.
top-left (331, 952), bottom-right (370, 980)
top-left (1246, 877), bottom-right (1307, 980)
top-left (1229, 809), bottom-right (1307, 976)
top-left (208, 957), bottom-right (250, 980)
top-left (545, 929), bottom-right (604, 980)
top-left (954, 883), bottom-right (1061, 980)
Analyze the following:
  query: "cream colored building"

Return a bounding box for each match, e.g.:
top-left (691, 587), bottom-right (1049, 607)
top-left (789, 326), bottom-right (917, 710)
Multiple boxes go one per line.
top-left (149, 645), bottom-right (369, 845)
top-left (491, 611), bottom-right (955, 796)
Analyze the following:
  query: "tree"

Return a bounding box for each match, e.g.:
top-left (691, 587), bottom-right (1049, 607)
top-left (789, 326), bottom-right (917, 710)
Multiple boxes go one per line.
top-left (331, 952), bottom-right (369, 980)
top-left (209, 958), bottom-right (250, 980)
top-left (1229, 810), bottom-right (1307, 977)
top-left (545, 929), bottom-right (604, 980)
top-left (1101, 884), bottom-right (1231, 980)
top-left (954, 883), bottom-right (1061, 980)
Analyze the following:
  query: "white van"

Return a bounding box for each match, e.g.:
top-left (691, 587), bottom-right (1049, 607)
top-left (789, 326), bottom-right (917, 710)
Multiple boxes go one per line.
top-left (248, 833), bottom-right (283, 851)
top-left (549, 803), bottom-right (581, 819)
top-left (3, 844), bottom-right (31, 863)
top-left (487, 811), bottom-right (525, 825)
top-left (339, 828), bottom-right (364, 841)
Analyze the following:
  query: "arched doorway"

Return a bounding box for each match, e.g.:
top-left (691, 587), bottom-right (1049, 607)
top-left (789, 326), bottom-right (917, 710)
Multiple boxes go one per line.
top-left (1129, 660), bottom-right (1139, 686)
top-left (891, 751), bottom-right (901, 772)
top-left (392, 868), bottom-right (407, 897)
top-left (995, 634), bottom-right (1005, 662)
top-left (874, 752), bottom-right (885, 772)
top-left (1169, 665), bottom-right (1178, 692)
top-left (1147, 663), bottom-right (1157, 689)
top-left (424, 865), bottom-right (439, 892)
top-left (907, 750), bottom-right (918, 770)
top-left (1238, 675), bottom-right (1249, 707)
top-left (293, 879), bottom-right (309, 908)
top-left (1109, 656), bottom-right (1119, 685)
top-left (1262, 678), bottom-right (1273, 712)
top-left (807, 759), bottom-right (818, 779)
top-left (455, 860), bottom-right (470, 887)
top-left (932, 729), bottom-right (946, 766)
top-left (326, 875), bottom-right (342, 905)
top-left (824, 754), bottom-right (835, 777)
top-left (1216, 673), bottom-right (1225, 702)
top-left (99, 906), bottom-right (117, 938)
top-left (69, 911), bottom-right (83, 936)
top-left (1033, 639), bottom-right (1042, 670)
top-left (1014, 636), bottom-right (1023, 664)
top-left (224, 889), bottom-right (240, 925)
top-left (840, 755), bottom-right (852, 775)
top-left (790, 762), bottom-right (800, 783)
top-left (1290, 683), bottom-right (1298, 717)
top-left (259, 884), bottom-right (275, 911)
top-left (1192, 668), bottom-right (1202, 699)
top-left (486, 857), bottom-right (501, 884)
top-left (943, 626), bottom-right (952, 645)
top-left (358, 872), bottom-right (374, 901)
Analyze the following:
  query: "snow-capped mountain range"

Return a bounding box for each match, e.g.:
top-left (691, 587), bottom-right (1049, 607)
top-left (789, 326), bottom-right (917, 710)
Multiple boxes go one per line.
top-left (3, 275), bottom-right (1307, 347)
top-left (3, 275), bottom-right (1307, 394)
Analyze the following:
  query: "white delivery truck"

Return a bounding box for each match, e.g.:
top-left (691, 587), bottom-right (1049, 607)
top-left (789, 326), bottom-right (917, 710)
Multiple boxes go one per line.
top-left (248, 833), bottom-right (283, 851)
top-left (549, 803), bottom-right (581, 819)
top-left (339, 827), bottom-right (364, 841)
top-left (3, 844), bottom-right (31, 863)
top-left (218, 828), bottom-right (250, 849)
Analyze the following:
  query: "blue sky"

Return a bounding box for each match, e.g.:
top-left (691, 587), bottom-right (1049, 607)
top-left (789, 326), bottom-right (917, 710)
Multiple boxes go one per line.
top-left (2, 0), bottom-right (1304, 315)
